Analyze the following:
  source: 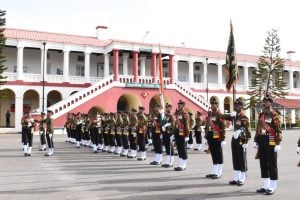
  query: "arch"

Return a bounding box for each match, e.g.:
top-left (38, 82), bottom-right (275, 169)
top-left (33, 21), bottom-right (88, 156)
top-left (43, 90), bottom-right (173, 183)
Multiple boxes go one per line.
top-left (23, 89), bottom-right (39, 113)
top-left (88, 106), bottom-right (105, 116)
top-left (0, 89), bottom-right (16, 127)
top-left (148, 94), bottom-right (171, 113)
top-left (47, 90), bottom-right (62, 107)
top-left (117, 93), bottom-right (141, 112)
top-left (224, 96), bottom-right (233, 113)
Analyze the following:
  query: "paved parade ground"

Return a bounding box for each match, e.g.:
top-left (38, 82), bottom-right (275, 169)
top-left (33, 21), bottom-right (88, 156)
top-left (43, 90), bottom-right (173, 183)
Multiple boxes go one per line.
top-left (0, 130), bottom-right (299, 200)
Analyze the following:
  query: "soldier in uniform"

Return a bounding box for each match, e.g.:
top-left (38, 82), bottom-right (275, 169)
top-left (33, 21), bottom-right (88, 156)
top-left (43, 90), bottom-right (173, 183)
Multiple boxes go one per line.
top-left (45, 110), bottom-right (54, 156)
top-left (64, 113), bottom-right (71, 143)
top-left (205, 97), bottom-right (226, 178)
top-left (90, 115), bottom-right (99, 153)
top-left (114, 111), bottom-right (123, 155)
top-left (39, 112), bottom-right (47, 151)
top-left (297, 137), bottom-right (300, 167)
top-left (128, 108), bottom-right (138, 158)
top-left (120, 112), bottom-right (130, 157)
top-left (187, 112), bottom-right (194, 149)
top-left (254, 94), bottom-right (282, 195)
top-left (21, 111), bottom-right (34, 156)
top-left (96, 113), bottom-right (104, 151)
top-left (75, 112), bottom-right (83, 148)
top-left (150, 104), bottom-right (163, 165)
top-left (137, 106), bottom-right (147, 161)
top-left (225, 98), bottom-right (251, 186)
top-left (194, 111), bottom-right (203, 151)
top-left (108, 113), bottom-right (116, 153)
top-left (102, 113), bottom-right (110, 152)
top-left (161, 103), bottom-right (175, 168)
top-left (174, 100), bottom-right (190, 171)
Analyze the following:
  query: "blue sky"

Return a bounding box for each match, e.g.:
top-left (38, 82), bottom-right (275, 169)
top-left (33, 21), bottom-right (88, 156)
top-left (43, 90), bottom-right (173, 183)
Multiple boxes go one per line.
top-left (1, 0), bottom-right (300, 60)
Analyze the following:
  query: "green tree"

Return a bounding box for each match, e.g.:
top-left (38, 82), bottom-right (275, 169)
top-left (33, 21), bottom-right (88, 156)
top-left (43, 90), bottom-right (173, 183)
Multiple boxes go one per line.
top-left (0, 9), bottom-right (7, 96)
top-left (247, 29), bottom-right (288, 108)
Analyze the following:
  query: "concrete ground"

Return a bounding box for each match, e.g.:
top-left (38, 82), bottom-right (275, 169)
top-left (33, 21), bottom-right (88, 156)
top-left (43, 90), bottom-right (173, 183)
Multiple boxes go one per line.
top-left (0, 130), bottom-right (299, 200)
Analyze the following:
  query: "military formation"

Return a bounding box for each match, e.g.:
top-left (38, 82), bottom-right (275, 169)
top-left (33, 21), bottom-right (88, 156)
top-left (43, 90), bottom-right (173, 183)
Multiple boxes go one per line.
top-left (20, 95), bottom-right (299, 196)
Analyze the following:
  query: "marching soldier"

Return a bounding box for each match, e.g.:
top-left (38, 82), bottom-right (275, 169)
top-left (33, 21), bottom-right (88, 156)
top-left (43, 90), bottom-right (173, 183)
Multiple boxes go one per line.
top-left (205, 97), bottom-right (226, 178)
top-left (108, 113), bottom-right (116, 153)
top-left (45, 110), bottom-right (54, 156)
top-left (90, 115), bottom-right (99, 153)
top-left (75, 112), bottom-right (83, 148)
top-left (225, 98), bottom-right (251, 186)
top-left (297, 137), bottom-right (300, 167)
top-left (174, 100), bottom-right (190, 171)
top-left (150, 104), bottom-right (163, 165)
top-left (187, 112), bottom-right (194, 149)
top-left (21, 111), bottom-right (34, 156)
top-left (102, 113), bottom-right (110, 152)
top-left (161, 103), bottom-right (175, 168)
top-left (254, 94), bottom-right (282, 195)
top-left (137, 106), bottom-right (147, 161)
top-left (96, 113), bottom-right (104, 151)
top-left (64, 113), bottom-right (71, 143)
top-left (128, 108), bottom-right (138, 158)
top-left (39, 112), bottom-right (47, 151)
top-left (82, 114), bottom-right (91, 147)
top-left (194, 111), bottom-right (203, 151)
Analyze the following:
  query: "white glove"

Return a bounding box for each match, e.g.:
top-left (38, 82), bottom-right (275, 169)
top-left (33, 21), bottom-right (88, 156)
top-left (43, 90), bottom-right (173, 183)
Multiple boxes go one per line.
top-left (164, 123), bottom-right (171, 128)
top-left (160, 134), bottom-right (163, 139)
top-left (204, 138), bottom-right (208, 145)
top-left (185, 137), bottom-right (189, 142)
top-left (221, 141), bottom-right (226, 148)
top-left (297, 147), bottom-right (300, 154)
top-left (169, 135), bottom-right (174, 141)
top-left (253, 142), bottom-right (259, 149)
top-left (242, 143), bottom-right (248, 149)
top-left (233, 130), bottom-right (241, 139)
top-left (230, 111), bottom-right (237, 117)
top-left (274, 145), bottom-right (281, 152)
top-left (162, 126), bottom-right (166, 132)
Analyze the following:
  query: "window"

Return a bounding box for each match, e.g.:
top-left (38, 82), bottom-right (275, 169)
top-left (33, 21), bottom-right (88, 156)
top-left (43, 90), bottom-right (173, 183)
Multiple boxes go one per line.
top-left (178, 76), bottom-right (186, 82)
top-left (47, 63), bottom-right (51, 74)
top-left (78, 55), bottom-right (84, 62)
top-left (164, 72), bottom-right (169, 77)
top-left (47, 53), bottom-right (50, 59)
top-left (194, 74), bottom-right (201, 82)
top-left (119, 64), bottom-right (123, 75)
top-left (76, 64), bottom-right (85, 76)
top-left (56, 68), bottom-right (63, 75)
top-left (13, 66), bottom-right (17, 73)
top-left (23, 66), bottom-right (28, 73)
top-left (195, 65), bottom-right (200, 71)
top-left (97, 63), bottom-right (104, 77)
top-left (163, 63), bottom-right (168, 68)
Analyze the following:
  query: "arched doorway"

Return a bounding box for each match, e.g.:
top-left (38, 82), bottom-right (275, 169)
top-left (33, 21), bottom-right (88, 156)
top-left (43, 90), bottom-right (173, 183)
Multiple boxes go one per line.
top-left (117, 93), bottom-right (140, 112)
top-left (47, 90), bottom-right (62, 107)
top-left (88, 106), bottom-right (105, 115)
top-left (23, 90), bottom-right (39, 113)
top-left (0, 89), bottom-right (15, 127)
top-left (224, 96), bottom-right (233, 113)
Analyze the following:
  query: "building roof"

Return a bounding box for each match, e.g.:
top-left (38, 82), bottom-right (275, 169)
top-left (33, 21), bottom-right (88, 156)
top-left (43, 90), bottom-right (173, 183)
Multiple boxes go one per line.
top-left (275, 98), bottom-right (300, 109)
top-left (4, 28), bottom-right (111, 47)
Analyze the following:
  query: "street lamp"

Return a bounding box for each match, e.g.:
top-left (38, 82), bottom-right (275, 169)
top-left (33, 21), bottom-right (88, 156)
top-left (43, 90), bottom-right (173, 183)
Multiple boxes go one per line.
top-left (42, 42), bottom-right (46, 113)
top-left (142, 31), bottom-right (150, 43)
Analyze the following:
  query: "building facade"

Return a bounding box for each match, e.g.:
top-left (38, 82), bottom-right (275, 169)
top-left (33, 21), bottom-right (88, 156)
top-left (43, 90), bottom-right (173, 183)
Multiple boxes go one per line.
top-left (1, 27), bottom-right (300, 132)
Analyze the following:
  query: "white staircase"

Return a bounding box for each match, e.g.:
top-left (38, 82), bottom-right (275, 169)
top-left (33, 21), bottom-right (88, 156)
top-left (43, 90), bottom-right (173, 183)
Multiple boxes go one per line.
top-left (48, 75), bottom-right (115, 119)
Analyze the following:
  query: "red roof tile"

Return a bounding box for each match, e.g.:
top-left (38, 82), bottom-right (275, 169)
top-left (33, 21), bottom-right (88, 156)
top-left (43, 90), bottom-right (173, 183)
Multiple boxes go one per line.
top-left (275, 98), bottom-right (300, 108)
top-left (4, 28), bottom-right (111, 47)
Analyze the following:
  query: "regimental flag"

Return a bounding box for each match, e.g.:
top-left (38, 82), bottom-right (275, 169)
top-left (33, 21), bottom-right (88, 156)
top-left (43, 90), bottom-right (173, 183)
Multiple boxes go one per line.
top-left (157, 48), bottom-right (165, 110)
top-left (225, 21), bottom-right (238, 92)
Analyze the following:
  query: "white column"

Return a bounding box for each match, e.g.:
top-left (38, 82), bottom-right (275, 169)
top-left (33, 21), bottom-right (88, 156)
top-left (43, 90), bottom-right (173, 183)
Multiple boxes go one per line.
top-left (84, 52), bottom-right (91, 82)
top-left (244, 65), bottom-right (249, 90)
top-left (173, 58), bottom-right (178, 82)
top-left (203, 61), bottom-right (207, 84)
top-left (17, 46), bottom-right (24, 80)
top-left (63, 50), bottom-right (70, 82)
top-left (188, 60), bottom-right (194, 85)
top-left (291, 109), bottom-right (296, 124)
top-left (140, 56), bottom-right (146, 77)
top-left (104, 53), bottom-right (110, 77)
top-left (122, 53), bottom-right (129, 75)
top-left (40, 45), bottom-right (48, 81)
top-left (15, 96), bottom-right (23, 132)
top-left (289, 70), bottom-right (294, 89)
top-left (217, 63), bottom-right (223, 89)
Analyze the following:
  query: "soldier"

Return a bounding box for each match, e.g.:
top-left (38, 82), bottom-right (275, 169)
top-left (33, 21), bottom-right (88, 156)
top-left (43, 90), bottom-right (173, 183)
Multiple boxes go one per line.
top-left (128, 108), bottom-right (138, 158)
top-left (254, 94), bottom-right (282, 195)
top-left (194, 111), bottom-right (203, 151)
top-left (150, 104), bottom-right (163, 165)
top-left (120, 112), bottom-right (130, 157)
top-left (114, 111), bottom-right (123, 155)
top-left (187, 112), bottom-right (194, 149)
top-left (205, 97), bottom-right (226, 178)
top-left (102, 113), bottom-right (110, 152)
top-left (39, 112), bottom-right (47, 151)
top-left (90, 115), bottom-right (99, 153)
top-left (45, 110), bottom-right (54, 156)
top-left (21, 111), bottom-right (34, 156)
top-left (108, 112), bottom-right (116, 153)
top-left (174, 100), bottom-right (190, 171)
top-left (137, 106), bottom-right (147, 161)
top-left (75, 112), bottom-right (83, 148)
top-left (64, 113), bottom-right (71, 143)
top-left (226, 98), bottom-right (251, 186)
top-left (297, 137), bottom-right (300, 167)
top-left (96, 113), bottom-right (104, 151)
top-left (161, 103), bottom-right (175, 168)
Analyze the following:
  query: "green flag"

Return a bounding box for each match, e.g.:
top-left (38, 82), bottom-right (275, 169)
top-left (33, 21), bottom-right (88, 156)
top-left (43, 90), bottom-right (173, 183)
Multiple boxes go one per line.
top-left (225, 21), bottom-right (238, 92)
